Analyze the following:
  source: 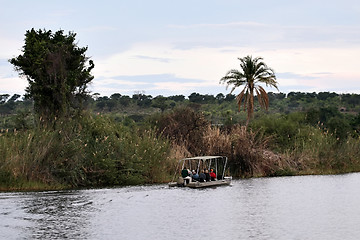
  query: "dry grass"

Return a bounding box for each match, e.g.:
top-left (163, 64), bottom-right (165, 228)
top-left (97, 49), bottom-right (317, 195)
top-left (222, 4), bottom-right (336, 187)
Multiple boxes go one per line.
top-left (166, 121), bottom-right (290, 177)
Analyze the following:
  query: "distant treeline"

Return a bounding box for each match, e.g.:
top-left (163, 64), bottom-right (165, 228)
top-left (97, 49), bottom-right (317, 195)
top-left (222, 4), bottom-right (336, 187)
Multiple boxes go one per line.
top-left (2, 91), bottom-right (360, 115)
top-left (2, 91), bottom-right (360, 142)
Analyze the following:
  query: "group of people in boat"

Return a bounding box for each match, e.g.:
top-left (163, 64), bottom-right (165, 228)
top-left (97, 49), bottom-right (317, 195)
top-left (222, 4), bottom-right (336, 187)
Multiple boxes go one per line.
top-left (181, 168), bottom-right (217, 182)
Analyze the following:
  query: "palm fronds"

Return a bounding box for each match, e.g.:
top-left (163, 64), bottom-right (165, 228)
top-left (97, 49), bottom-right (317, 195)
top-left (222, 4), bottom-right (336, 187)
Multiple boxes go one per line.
top-left (220, 55), bottom-right (278, 125)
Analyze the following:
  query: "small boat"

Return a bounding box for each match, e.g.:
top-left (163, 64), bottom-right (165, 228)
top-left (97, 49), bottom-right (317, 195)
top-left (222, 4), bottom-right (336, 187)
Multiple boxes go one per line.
top-left (168, 156), bottom-right (232, 188)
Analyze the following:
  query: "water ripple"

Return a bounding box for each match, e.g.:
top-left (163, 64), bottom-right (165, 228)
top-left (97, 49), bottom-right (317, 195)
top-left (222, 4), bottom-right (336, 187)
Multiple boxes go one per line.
top-left (1, 173), bottom-right (360, 239)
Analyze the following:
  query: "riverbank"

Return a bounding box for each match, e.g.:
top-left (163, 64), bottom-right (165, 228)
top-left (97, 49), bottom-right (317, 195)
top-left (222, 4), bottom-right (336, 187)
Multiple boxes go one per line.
top-left (0, 113), bottom-right (175, 192)
top-left (2, 108), bottom-right (360, 192)
top-left (0, 181), bottom-right (68, 192)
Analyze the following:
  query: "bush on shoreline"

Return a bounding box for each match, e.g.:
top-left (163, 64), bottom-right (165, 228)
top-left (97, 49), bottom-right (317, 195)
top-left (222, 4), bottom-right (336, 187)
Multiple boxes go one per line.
top-left (2, 107), bottom-right (360, 191)
top-left (0, 112), bottom-right (175, 190)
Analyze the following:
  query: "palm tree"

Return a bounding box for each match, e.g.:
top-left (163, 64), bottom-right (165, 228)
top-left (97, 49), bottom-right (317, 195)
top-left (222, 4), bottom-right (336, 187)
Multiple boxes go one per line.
top-left (220, 55), bottom-right (278, 126)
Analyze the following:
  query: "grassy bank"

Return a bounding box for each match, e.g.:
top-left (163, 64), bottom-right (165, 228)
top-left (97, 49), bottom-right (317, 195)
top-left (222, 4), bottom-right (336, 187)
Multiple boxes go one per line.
top-left (0, 112), bottom-right (175, 191)
top-left (249, 113), bottom-right (360, 176)
top-left (152, 107), bottom-right (360, 177)
top-left (1, 108), bottom-right (360, 191)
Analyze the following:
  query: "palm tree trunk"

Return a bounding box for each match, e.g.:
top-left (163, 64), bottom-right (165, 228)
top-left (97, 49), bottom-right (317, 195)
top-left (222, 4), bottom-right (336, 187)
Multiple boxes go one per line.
top-left (245, 117), bottom-right (250, 127)
top-left (246, 88), bottom-right (254, 127)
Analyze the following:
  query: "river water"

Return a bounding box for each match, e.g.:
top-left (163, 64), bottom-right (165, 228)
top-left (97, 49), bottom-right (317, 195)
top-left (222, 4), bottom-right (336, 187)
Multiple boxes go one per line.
top-left (1, 173), bottom-right (360, 240)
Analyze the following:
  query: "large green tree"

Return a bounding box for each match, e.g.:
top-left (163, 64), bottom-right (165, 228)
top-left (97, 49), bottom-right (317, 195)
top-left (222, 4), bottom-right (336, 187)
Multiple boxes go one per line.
top-left (9, 28), bottom-right (94, 123)
top-left (220, 55), bottom-right (278, 126)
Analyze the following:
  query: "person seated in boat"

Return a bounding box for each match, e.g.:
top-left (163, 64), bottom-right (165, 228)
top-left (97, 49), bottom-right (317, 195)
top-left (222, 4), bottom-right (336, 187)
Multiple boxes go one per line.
top-left (188, 169), bottom-right (193, 177)
top-left (199, 170), bottom-right (206, 182)
top-left (192, 170), bottom-right (199, 181)
top-left (205, 169), bottom-right (211, 182)
top-left (210, 169), bottom-right (217, 181)
top-left (181, 168), bottom-right (193, 184)
top-left (181, 168), bottom-right (189, 178)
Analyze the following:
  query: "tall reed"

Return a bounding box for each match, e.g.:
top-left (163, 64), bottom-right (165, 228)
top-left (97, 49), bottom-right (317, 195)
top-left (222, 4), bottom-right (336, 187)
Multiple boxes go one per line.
top-left (0, 112), bottom-right (175, 190)
top-left (288, 127), bottom-right (360, 174)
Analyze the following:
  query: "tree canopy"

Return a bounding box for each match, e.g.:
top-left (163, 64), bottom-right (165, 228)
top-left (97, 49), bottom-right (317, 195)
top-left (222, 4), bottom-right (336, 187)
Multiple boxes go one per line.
top-left (220, 55), bottom-right (278, 126)
top-left (9, 28), bottom-right (94, 123)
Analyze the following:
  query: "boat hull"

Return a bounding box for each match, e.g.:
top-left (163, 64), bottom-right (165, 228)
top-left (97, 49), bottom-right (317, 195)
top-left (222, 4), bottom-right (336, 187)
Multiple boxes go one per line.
top-left (168, 177), bottom-right (231, 188)
top-left (187, 178), bottom-right (231, 188)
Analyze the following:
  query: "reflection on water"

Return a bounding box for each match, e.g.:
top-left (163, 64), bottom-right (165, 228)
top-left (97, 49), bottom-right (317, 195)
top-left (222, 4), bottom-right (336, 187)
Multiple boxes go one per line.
top-left (1, 173), bottom-right (360, 239)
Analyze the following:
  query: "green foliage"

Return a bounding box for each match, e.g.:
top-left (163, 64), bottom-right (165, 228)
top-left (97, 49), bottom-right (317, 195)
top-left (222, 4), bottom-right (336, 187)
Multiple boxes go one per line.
top-left (305, 107), bottom-right (341, 125)
top-left (133, 93), bottom-right (152, 107)
top-left (3, 89), bottom-right (360, 190)
top-left (121, 128), bottom-right (172, 184)
top-left (9, 28), bottom-right (94, 123)
top-left (250, 112), bottom-right (360, 175)
top-left (150, 106), bottom-right (209, 155)
top-left (0, 112), bottom-right (174, 189)
top-left (327, 116), bottom-right (352, 140)
top-left (168, 95), bottom-right (185, 102)
top-left (250, 112), bottom-right (307, 151)
top-left (152, 95), bottom-right (169, 112)
top-left (0, 170), bottom-right (16, 188)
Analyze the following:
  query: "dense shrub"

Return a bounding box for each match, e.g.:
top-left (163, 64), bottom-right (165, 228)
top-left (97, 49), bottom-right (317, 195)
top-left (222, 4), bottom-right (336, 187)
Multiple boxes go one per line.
top-left (0, 112), bottom-right (174, 189)
top-left (3, 97), bottom-right (360, 191)
top-left (201, 125), bottom-right (287, 177)
top-left (249, 113), bottom-right (307, 151)
top-left (151, 106), bottom-right (209, 155)
top-left (250, 112), bottom-right (360, 175)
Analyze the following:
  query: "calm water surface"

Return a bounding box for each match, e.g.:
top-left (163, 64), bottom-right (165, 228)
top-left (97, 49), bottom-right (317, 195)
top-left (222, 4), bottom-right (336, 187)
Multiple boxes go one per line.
top-left (1, 173), bottom-right (360, 239)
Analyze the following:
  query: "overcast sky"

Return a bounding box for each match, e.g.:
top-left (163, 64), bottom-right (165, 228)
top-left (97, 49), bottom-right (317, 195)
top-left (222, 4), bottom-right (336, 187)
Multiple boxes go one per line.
top-left (1, 0), bottom-right (360, 97)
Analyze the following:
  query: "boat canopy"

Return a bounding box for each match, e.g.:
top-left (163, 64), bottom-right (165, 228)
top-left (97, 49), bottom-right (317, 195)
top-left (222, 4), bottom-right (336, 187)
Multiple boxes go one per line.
top-left (181, 156), bottom-right (224, 160)
top-left (171, 156), bottom-right (228, 182)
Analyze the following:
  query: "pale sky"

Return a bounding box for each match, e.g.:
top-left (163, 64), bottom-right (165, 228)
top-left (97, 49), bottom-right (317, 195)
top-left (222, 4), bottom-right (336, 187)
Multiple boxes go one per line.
top-left (1, 0), bottom-right (360, 97)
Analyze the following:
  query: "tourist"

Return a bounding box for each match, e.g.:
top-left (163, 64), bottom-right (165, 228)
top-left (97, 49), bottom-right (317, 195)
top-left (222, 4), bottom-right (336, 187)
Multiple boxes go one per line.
top-left (205, 169), bottom-right (211, 182)
top-left (192, 170), bottom-right (199, 181)
top-left (181, 168), bottom-right (188, 178)
top-left (210, 169), bottom-right (217, 181)
top-left (199, 170), bottom-right (206, 182)
top-left (188, 169), bottom-right (193, 177)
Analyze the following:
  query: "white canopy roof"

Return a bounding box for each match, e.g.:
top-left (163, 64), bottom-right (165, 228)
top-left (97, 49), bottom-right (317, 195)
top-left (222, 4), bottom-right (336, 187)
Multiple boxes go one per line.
top-left (181, 156), bottom-right (225, 161)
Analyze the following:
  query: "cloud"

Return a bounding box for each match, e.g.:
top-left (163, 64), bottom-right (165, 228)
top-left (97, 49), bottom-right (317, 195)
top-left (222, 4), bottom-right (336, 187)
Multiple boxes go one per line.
top-left (3, 39), bottom-right (360, 97)
top-left (276, 70), bottom-right (360, 94)
top-left (2, 12), bottom-right (360, 98)
top-left (167, 22), bottom-right (360, 50)
top-left (0, 59), bottom-right (11, 69)
top-left (47, 9), bottom-right (76, 18)
top-left (81, 25), bottom-right (118, 33)
top-left (93, 42), bottom-right (236, 81)
top-left (112, 74), bottom-right (204, 83)
top-left (168, 21), bottom-right (267, 29)
top-left (133, 55), bottom-right (172, 63)
top-left (277, 72), bottom-right (317, 80)
top-left (90, 73), bottom-right (215, 96)
top-left (89, 39), bottom-right (360, 96)
top-left (0, 76), bottom-right (27, 95)
top-left (0, 38), bottom-right (22, 59)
